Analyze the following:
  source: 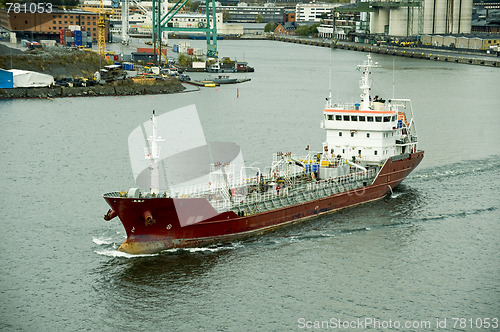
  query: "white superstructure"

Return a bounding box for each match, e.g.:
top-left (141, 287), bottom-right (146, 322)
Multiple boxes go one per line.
top-left (321, 55), bottom-right (418, 164)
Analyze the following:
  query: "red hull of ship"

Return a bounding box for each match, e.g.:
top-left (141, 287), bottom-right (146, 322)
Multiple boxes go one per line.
top-left (104, 151), bottom-right (423, 254)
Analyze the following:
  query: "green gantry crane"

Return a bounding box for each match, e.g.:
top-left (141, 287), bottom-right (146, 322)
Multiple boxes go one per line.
top-left (152, 0), bottom-right (219, 59)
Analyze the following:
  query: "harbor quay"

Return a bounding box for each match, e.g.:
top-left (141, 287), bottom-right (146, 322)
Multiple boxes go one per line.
top-left (271, 35), bottom-right (500, 68)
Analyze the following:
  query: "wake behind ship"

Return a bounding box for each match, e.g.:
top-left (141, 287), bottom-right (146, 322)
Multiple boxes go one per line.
top-left (103, 55), bottom-right (424, 254)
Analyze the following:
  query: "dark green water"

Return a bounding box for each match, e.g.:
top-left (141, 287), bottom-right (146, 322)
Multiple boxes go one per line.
top-left (1, 40), bottom-right (499, 331)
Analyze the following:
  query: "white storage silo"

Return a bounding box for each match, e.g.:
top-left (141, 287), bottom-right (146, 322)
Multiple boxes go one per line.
top-left (389, 7), bottom-right (408, 36)
top-left (423, 0), bottom-right (435, 34)
top-left (370, 8), bottom-right (390, 34)
top-left (433, 0), bottom-right (448, 34)
top-left (459, 0), bottom-right (472, 33)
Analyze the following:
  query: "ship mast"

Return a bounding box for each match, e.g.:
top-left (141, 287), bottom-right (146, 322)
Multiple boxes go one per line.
top-left (146, 110), bottom-right (164, 194)
top-left (359, 54), bottom-right (376, 110)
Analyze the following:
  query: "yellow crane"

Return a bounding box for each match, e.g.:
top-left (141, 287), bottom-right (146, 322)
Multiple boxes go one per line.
top-left (97, 0), bottom-right (113, 56)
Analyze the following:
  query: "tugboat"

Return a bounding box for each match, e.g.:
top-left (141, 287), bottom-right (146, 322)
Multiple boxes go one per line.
top-left (103, 54), bottom-right (423, 254)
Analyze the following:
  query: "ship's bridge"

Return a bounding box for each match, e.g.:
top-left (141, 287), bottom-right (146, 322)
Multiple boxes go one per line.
top-left (323, 105), bottom-right (398, 131)
top-left (321, 101), bottom-right (401, 163)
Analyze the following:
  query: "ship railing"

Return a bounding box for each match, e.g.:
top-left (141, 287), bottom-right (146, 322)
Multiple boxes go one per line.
top-left (215, 169), bottom-right (377, 214)
top-left (169, 167), bottom-right (308, 201)
top-left (103, 191), bottom-right (121, 197)
top-left (331, 102), bottom-right (358, 110)
top-left (355, 156), bottom-right (384, 163)
top-left (168, 168), bottom-right (377, 213)
top-left (108, 168), bottom-right (376, 207)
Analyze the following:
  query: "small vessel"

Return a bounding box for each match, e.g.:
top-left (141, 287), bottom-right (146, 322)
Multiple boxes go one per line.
top-left (213, 75), bottom-right (238, 84)
top-left (207, 62), bottom-right (237, 73)
top-left (103, 54), bottom-right (424, 254)
top-left (201, 75), bottom-right (238, 84)
top-left (236, 61), bottom-right (255, 73)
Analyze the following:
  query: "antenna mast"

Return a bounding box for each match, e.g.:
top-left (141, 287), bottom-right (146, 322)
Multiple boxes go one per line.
top-left (359, 54), bottom-right (376, 110)
top-left (146, 110), bottom-right (164, 194)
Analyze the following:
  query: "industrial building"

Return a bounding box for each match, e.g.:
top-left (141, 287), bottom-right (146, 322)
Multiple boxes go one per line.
top-left (370, 0), bottom-right (472, 37)
top-left (296, 3), bottom-right (346, 22)
top-left (0, 8), bottom-right (109, 42)
top-left (421, 33), bottom-right (500, 49)
top-left (213, 2), bottom-right (285, 23)
top-left (166, 13), bottom-right (243, 35)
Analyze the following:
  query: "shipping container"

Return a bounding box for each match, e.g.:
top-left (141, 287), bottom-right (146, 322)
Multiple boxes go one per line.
top-left (122, 62), bottom-right (134, 70)
top-left (137, 48), bottom-right (167, 55)
top-left (0, 69), bottom-right (14, 89)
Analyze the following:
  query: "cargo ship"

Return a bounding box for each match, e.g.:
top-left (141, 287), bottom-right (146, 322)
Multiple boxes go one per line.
top-left (103, 54), bottom-right (424, 254)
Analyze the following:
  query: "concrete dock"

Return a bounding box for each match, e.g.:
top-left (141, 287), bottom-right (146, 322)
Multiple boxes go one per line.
top-left (272, 36), bottom-right (500, 68)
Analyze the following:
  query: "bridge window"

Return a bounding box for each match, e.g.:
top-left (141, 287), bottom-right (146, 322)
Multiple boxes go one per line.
top-left (327, 115), bottom-right (333, 120)
top-left (343, 115), bottom-right (349, 121)
top-left (375, 117), bottom-right (382, 122)
top-left (391, 115), bottom-right (396, 121)
top-left (367, 116), bottom-right (374, 122)
top-left (336, 115), bottom-right (342, 120)
top-left (351, 116), bottom-right (358, 121)
top-left (383, 116), bottom-right (391, 122)
top-left (359, 116), bottom-right (366, 121)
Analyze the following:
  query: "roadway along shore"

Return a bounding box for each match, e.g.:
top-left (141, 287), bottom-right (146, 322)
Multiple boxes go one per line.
top-left (271, 36), bottom-right (500, 68)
